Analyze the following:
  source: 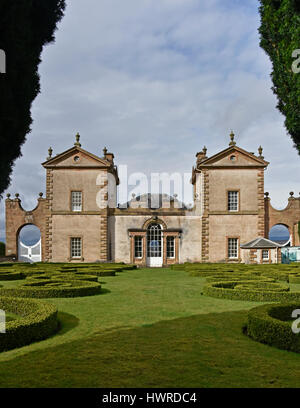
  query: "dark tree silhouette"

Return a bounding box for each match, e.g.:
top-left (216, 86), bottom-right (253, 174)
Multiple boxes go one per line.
top-left (259, 0), bottom-right (300, 154)
top-left (0, 0), bottom-right (66, 195)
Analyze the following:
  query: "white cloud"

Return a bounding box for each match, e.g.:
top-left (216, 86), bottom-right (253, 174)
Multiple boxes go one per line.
top-left (1, 0), bottom-right (299, 242)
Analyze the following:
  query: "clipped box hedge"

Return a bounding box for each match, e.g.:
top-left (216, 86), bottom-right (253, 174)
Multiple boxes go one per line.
top-left (0, 271), bottom-right (24, 280)
top-left (0, 279), bottom-right (102, 298)
top-left (203, 280), bottom-right (300, 302)
top-left (62, 267), bottom-right (116, 277)
top-left (205, 274), bottom-right (271, 283)
top-left (0, 296), bottom-right (58, 352)
top-left (27, 272), bottom-right (98, 282)
top-left (247, 302), bottom-right (300, 353)
top-left (289, 275), bottom-right (300, 284)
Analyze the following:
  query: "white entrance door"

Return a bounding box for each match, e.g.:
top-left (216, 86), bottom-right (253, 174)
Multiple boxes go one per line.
top-left (147, 224), bottom-right (163, 267)
top-left (18, 239), bottom-right (42, 263)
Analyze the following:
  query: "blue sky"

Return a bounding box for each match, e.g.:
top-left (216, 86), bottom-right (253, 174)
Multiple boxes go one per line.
top-left (1, 0), bottom-right (299, 242)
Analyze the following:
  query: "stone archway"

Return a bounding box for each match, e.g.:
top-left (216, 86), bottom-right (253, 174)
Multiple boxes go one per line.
top-left (18, 224), bottom-right (42, 262)
top-left (264, 194), bottom-right (300, 246)
top-left (269, 223), bottom-right (290, 246)
top-left (5, 194), bottom-right (49, 261)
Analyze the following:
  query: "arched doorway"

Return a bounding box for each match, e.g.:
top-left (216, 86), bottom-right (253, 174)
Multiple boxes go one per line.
top-left (269, 224), bottom-right (290, 246)
top-left (147, 223), bottom-right (163, 267)
top-left (18, 225), bottom-right (41, 263)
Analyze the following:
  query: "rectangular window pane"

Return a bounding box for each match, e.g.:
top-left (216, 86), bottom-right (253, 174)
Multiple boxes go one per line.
top-left (228, 191), bottom-right (238, 211)
top-left (134, 236), bottom-right (143, 258)
top-left (71, 237), bottom-right (82, 258)
top-left (228, 238), bottom-right (238, 259)
top-left (167, 236), bottom-right (175, 258)
top-left (262, 250), bottom-right (269, 260)
top-left (71, 191), bottom-right (82, 212)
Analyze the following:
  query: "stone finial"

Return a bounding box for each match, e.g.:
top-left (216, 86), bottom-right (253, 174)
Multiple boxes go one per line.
top-left (264, 192), bottom-right (269, 197)
top-left (196, 146), bottom-right (208, 165)
top-left (258, 145), bottom-right (264, 159)
top-left (47, 147), bottom-right (53, 160)
top-left (74, 133), bottom-right (81, 147)
top-left (6, 193), bottom-right (11, 199)
top-left (229, 130), bottom-right (236, 146)
top-left (15, 193), bottom-right (20, 199)
top-left (39, 192), bottom-right (43, 198)
top-left (103, 147), bottom-right (108, 157)
top-left (290, 191), bottom-right (294, 197)
top-left (132, 193), bottom-right (136, 199)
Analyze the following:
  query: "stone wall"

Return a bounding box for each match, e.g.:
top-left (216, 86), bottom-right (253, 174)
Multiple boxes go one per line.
top-left (5, 195), bottom-right (49, 260)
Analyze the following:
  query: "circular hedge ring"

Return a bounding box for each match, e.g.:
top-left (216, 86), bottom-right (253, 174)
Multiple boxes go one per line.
top-left (203, 280), bottom-right (300, 302)
top-left (26, 273), bottom-right (98, 282)
top-left (0, 279), bottom-right (102, 298)
top-left (0, 296), bottom-right (58, 352)
top-left (247, 302), bottom-right (300, 353)
top-left (205, 274), bottom-right (273, 283)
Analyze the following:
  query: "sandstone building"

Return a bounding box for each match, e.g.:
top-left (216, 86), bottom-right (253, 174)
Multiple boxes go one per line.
top-left (5, 132), bottom-right (300, 265)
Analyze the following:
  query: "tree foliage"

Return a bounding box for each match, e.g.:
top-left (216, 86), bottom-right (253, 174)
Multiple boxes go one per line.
top-left (259, 0), bottom-right (300, 154)
top-left (0, 242), bottom-right (5, 256)
top-left (0, 0), bottom-right (66, 196)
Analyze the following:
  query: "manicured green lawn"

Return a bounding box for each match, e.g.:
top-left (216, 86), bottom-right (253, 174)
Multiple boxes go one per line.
top-left (0, 267), bottom-right (300, 387)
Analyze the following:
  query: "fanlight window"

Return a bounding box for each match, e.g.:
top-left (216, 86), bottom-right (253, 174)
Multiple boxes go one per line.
top-left (147, 224), bottom-right (162, 258)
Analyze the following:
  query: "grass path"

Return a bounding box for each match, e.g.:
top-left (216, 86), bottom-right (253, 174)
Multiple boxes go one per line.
top-left (0, 268), bottom-right (300, 387)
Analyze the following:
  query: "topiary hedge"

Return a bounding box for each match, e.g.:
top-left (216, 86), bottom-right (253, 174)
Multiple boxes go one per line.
top-left (205, 274), bottom-right (271, 283)
top-left (26, 272), bottom-right (98, 282)
top-left (289, 275), bottom-right (300, 284)
top-left (203, 280), bottom-right (300, 302)
top-left (0, 279), bottom-right (102, 298)
top-left (0, 296), bottom-right (58, 352)
top-left (247, 302), bottom-right (300, 353)
top-left (0, 270), bottom-right (24, 280)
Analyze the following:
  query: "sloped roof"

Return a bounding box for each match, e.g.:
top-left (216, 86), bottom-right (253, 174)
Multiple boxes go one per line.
top-left (240, 237), bottom-right (282, 249)
top-left (198, 145), bottom-right (269, 167)
top-left (42, 146), bottom-right (111, 168)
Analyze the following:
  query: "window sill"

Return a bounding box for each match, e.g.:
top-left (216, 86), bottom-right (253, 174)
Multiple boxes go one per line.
top-left (68, 257), bottom-right (85, 262)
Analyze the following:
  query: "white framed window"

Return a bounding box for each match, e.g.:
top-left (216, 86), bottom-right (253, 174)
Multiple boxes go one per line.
top-left (71, 237), bottom-right (82, 258)
top-left (167, 236), bottom-right (175, 258)
top-left (134, 236), bottom-right (143, 258)
top-left (228, 238), bottom-right (238, 259)
top-left (228, 191), bottom-right (239, 211)
top-left (262, 249), bottom-right (269, 260)
top-left (71, 191), bottom-right (82, 212)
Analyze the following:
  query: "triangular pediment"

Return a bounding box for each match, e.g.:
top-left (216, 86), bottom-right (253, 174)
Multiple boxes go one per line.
top-left (198, 146), bottom-right (269, 168)
top-left (42, 146), bottom-right (111, 168)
